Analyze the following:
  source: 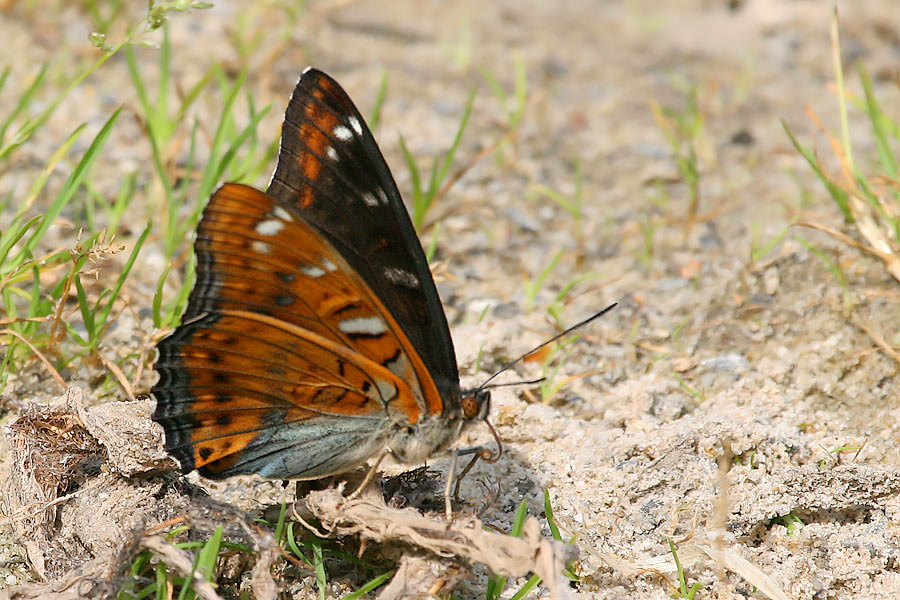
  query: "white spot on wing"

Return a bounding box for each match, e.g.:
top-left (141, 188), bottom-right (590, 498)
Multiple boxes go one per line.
top-left (383, 266), bottom-right (420, 289)
top-left (255, 219), bottom-right (284, 236)
top-left (326, 146), bottom-right (338, 161)
top-left (322, 258), bottom-right (338, 272)
top-left (251, 240), bottom-right (272, 254)
top-left (361, 192), bottom-right (378, 207)
top-left (273, 206), bottom-right (293, 222)
top-left (384, 352), bottom-right (410, 380)
top-left (301, 264), bottom-right (326, 278)
top-left (348, 116), bottom-right (363, 136)
top-left (376, 188), bottom-right (388, 204)
top-left (374, 377), bottom-right (397, 401)
top-left (339, 316), bottom-right (388, 336)
top-left (333, 125), bottom-right (352, 141)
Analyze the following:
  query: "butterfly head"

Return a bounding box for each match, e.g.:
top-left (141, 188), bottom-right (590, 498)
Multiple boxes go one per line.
top-left (460, 387), bottom-right (491, 422)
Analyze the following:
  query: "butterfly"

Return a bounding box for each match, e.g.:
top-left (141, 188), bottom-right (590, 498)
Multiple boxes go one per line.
top-left (151, 67), bottom-right (492, 482)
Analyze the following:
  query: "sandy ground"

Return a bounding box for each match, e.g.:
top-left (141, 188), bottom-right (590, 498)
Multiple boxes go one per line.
top-left (3, 0), bottom-right (900, 598)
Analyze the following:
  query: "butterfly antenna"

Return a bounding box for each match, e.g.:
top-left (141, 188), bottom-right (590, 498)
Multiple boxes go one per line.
top-left (480, 376), bottom-right (546, 390)
top-left (477, 302), bottom-right (618, 390)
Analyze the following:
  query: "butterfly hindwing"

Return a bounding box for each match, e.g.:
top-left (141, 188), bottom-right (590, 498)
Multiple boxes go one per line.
top-left (153, 184), bottom-right (439, 478)
top-left (266, 68), bottom-right (461, 404)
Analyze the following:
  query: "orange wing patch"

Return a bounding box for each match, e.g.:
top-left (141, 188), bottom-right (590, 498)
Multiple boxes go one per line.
top-left (198, 184), bottom-right (441, 418)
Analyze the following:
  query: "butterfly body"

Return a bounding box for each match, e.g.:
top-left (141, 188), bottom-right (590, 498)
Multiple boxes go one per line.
top-left (152, 68), bottom-right (489, 481)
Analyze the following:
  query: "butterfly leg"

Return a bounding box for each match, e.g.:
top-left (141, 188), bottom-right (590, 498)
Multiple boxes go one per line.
top-left (452, 447), bottom-right (493, 504)
top-left (347, 448), bottom-right (390, 500)
top-left (448, 418), bottom-right (504, 511)
top-left (443, 449), bottom-right (459, 519)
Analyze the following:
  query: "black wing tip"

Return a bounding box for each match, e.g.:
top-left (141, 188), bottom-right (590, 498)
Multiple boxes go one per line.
top-left (299, 66), bottom-right (333, 84)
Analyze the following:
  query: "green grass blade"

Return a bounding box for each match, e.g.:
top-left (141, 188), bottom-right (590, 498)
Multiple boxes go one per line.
top-left (21, 107), bottom-right (123, 259)
top-left (478, 65), bottom-right (508, 109)
top-left (0, 62), bottom-right (49, 145)
top-left (857, 62), bottom-right (898, 180)
top-left (0, 215), bottom-right (42, 274)
top-left (74, 275), bottom-right (95, 342)
top-left (511, 499), bottom-right (528, 537)
top-left (782, 119), bottom-right (852, 221)
top-left (796, 235), bottom-right (848, 291)
top-left (284, 522), bottom-right (307, 562)
top-left (368, 69), bottom-right (388, 131)
top-left (213, 103), bottom-right (272, 184)
top-left (311, 537), bottom-right (327, 600)
top-left (339, 570), bottom-right (394, 600)
top-left (543, 489), bottom-right (562, 541)
top-left (425, 222), bottom-right (441, 263)
top-left (508, 574), bottom-right (541, 600)
top-left (751, 223), bottom-right (792, 262)
top-left (197, 68), bottom-right (249, 203)
top-left (511, 52), bottom-right (527, 127)
top-left (16, 121), bottom-right (87, 220)
top-left (0, 26), bottom-right (134, 161)
top-left (152, 265), bottom-right (171, 329)
top-left (0, 65), bottom-right (10, 97)
top-left (398, 135), bottom-right (424, 227)
top-left (108, 171), bottom-right (138, 237)
top-left (90, 223), bottom-right (151, 349)
top-left (524, 249), bottom-right (564, 308)
top-left (194, 525), bottom-right (223, 582)
top-left (157, 25), bottom-right (172, 133)
top-left (126, 46), bottom-right (152, 130)
top-left (437, 87), bottom-right (476, 184)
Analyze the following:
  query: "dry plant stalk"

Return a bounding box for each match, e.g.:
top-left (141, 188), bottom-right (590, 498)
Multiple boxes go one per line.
top-left (300, 486), bottom-right (576, 599)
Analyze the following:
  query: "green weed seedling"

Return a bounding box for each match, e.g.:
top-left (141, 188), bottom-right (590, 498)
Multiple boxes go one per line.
top-left (277, 504), bottom-right (394, 600)
top-left (478, 52), bottom-right (527, 164)
top-left (0, 0), bottom-right (215, 396)
top-left (368, 69), bottom-right (389, 133)
top-left (784, 8), bottom-right (900, 285)
top-left (538, 336), bottom-right (580, 404)
top-left (117, 525), bottom-right (253, 600)
top-left (486, 493), bottom-right (578, 600)
top-left (667, 539), bottom-right (703, 599)
top-left (650, 84), bottom-right (705, 232)
top-left (770, 512), bottom-right (805, 537)
top-left (749, 221), bottom-right (792, 264)
top-left (545, 271), bottom-right (604, 330)
top-left (137, 61), bottom-right (272, 329)
top-left (528, 155), bottom-right (585, 251)
top-left (543, 490), bottom-right (579, 582)
top-left (523, 249), bottom-right (565, 311)
top-left (0, 107), bottom-right (134, 392)
top-left (398, 87), bottom-right (476, 231)
top-left (486, 500), bottom-right (535, 600)
top-left (817, 443), bottom-right (863, 469)
top-left (672, 372), bottom-right (704, 404)
top-left (1, 2), bottom-right (212, 162)
top-left (521, 249), bottom-right (602, 329)
top-left (795, 235), bottom-right (851, 308)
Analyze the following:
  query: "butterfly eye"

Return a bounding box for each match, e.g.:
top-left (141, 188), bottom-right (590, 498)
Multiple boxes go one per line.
top-left (461, 393), bottom-right (487, 420)
top-left (460, 396), bottom-right (478, 419)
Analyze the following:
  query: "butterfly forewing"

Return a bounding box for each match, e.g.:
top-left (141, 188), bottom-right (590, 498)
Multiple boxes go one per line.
top-left (266, 68), bottom-right (460, 403)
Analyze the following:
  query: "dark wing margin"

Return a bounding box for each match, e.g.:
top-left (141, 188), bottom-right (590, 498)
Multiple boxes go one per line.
top-left (266, 67), bottom-right (460, 403)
